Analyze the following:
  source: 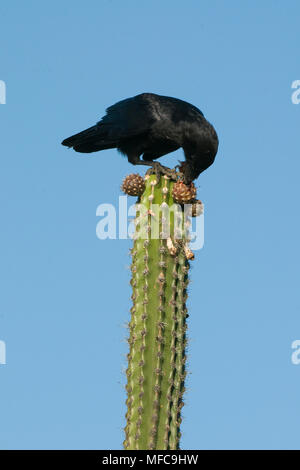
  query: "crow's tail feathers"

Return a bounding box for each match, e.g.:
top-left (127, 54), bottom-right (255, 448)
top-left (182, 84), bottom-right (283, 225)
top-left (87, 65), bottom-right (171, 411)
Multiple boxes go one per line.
top-left (61, 124), bottom-right (116, 153)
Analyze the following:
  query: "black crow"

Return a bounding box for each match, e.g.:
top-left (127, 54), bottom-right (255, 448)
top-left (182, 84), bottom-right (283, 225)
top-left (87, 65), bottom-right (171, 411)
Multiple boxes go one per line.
top-left (61, 92), bottom-right (218, 184)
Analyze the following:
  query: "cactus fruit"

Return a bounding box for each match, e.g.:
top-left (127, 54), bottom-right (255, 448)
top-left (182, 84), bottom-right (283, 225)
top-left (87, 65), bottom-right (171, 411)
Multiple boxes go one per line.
top-left (123, 173), bottom-right (197, 450)
top-left (121, 173), bottom-right (146, 196)
top-left (172, 181), bottom-right (196, 204)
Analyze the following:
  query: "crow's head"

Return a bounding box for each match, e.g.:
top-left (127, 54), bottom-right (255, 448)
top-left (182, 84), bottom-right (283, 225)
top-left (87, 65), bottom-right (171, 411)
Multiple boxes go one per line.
top-left (179, 151), bottom-right (216, 185)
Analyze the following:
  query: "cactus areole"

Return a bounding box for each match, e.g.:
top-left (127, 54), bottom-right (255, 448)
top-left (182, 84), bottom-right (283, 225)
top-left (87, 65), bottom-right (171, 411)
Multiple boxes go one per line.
top-left (123, 172), bottom-right (199, 450)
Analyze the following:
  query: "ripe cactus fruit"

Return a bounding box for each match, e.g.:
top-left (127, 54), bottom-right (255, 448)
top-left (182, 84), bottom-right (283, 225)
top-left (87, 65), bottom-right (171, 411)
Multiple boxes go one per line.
top-left (121, 173), bottom-right (146, 196)
top-left (172, 181), bottom-right (196, 204)
top-left (124, 173), bottom-right (194, 450)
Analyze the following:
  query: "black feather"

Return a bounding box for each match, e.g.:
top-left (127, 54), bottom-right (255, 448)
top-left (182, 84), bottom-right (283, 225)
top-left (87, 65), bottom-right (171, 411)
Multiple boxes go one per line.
top-left (61, 92), bottom-right (218, 182)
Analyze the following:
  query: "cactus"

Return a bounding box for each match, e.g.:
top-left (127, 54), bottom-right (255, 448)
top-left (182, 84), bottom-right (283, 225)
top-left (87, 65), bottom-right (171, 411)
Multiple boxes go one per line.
top-left (123, 172), bottom-right (196, 450)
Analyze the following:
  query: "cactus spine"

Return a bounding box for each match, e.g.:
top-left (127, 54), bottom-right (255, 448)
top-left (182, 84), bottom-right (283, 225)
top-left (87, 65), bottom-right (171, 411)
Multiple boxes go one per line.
top-left (124, 173), bottom-right (193, 450)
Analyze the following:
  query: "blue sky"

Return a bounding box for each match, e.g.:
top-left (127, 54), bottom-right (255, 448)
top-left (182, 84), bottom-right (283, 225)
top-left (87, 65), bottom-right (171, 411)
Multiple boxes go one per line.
top-left (0, 0), bottom-right (299, 450)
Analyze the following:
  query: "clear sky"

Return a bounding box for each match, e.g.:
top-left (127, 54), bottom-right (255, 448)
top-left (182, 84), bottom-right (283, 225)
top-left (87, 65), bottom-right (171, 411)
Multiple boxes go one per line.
top-left (0, 0), bottom-right (299, 450)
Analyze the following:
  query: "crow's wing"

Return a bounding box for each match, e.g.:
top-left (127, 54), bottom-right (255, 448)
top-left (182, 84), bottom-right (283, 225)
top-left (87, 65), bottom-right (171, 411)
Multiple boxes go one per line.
top-left (62, 94), bottom-right (158, 152)
top-left (98, 94), bottom-right (159, 140)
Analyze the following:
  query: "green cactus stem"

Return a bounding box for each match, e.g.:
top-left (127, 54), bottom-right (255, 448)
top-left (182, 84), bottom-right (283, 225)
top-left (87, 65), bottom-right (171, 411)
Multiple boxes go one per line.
top-left (123, 173), bottom-right (194, 450)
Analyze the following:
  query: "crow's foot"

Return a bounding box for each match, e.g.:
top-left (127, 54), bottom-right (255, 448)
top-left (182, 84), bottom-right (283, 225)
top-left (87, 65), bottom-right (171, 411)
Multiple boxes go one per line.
top-left (146, 162), bottom-right (181, 181)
